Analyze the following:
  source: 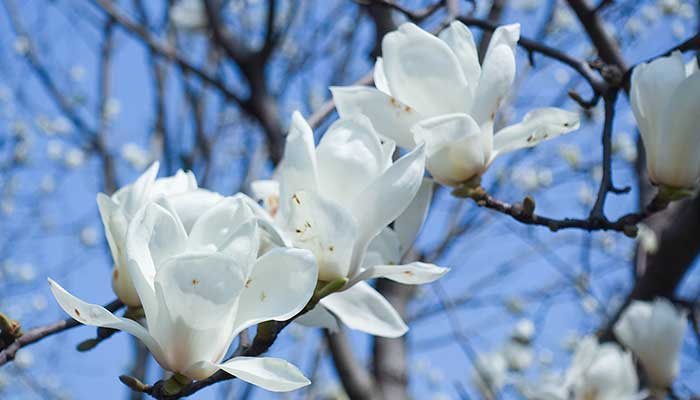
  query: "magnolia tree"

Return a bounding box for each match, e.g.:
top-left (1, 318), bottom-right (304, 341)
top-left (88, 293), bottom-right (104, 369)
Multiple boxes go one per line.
top-left (0, 0), bottom-right (699, 399)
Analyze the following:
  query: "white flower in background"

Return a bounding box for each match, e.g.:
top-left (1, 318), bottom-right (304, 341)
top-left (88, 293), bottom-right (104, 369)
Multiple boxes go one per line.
top-left (332, 22), bottom-right (579, 188)
top-left (170, 0), bottom-right (207, 31)
top-left (518, 372), bottom-right (568, 400)
top-left (641, 4), bottom-right (660, 22)
top-left (472, 352), bottom-right (508, 399)
top-left (14, 349), bottom-right (33, 369)
top-left (630, 51), bottom-right (700, 189)
top-left (503, 341), bottom-right (534, 372)
top-left (577, 184), bottom-right (595, 207)
top-left (80, 226), bottom-right (98, 247)
top-left (613, 298), bottom-right (687, 390)
top-left (70, 65), bottom-right (85, 82)
top-left (49, 196), bottom-right (317, 390)
top-left (512, 318), bottom-right (536, 343)
top-left (678, 3), bottom-right (695, 19)
top-left (13, 36), bottom-right (30, 55)
top-left (103, 98), bottom-right (121, 120)
top-left (252, 112), bottom-right (447, 338)
top-left (636, 223), bottom-right (658, 254)
top-left (121, 142), bottom-right (152, 170)
top-left (564, 337), bottom-right (638, 400)
top-left (97, 162), bottom-right (222, 306)
top-left (51, 116), bottom-right (72, 135)
top-left (64, 148), bottom-right (85, 168)
top-left (558, 144), bottom-right (581, 169)
top-left (670, 21), bottom-right (685, 40)
top-left (46, 140), bottom-right (63, 161)
top-left (658, 0), bottom-right (680, 14)
top-left (612, 132), bottom-right (637, 162)
top-left (537, 168), bottom-right (553, 187)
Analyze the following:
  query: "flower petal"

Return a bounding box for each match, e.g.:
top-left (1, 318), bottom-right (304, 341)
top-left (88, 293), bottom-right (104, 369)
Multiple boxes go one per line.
top-left (348, 144), bottom-right (426, 278)
top-left (278, 112), bottom-right (318, 216)
top-left (331, 86), bottom-right (422, 148)
top-left (217, 357), bottom-right (311, 392)
top-left (322, 282), bottom-right (408, 338)
top-left (382, 23), bottom-right (471, 116)
top-left (366, 228), bottom-right (401, 267)
top-left (280, 189), bottom-right (357, 281)
top-left (492, 108), bottom-right (580, 157)
top-left (373, 57), bottom-right (391, 95)
top-left (125, 201), bottom-right (188, 325)
top-left (151, 168), bottom-right (198, 198)
top-left (152, 253), bottom-right (246, 373)
top-left (168, 189), bottom-right (223, 232)
top-left (358, 262), bottom-right (449, 285)
top-left (412, 113), bottom-right (486, 187)
top-left (294, 304), bottom-right (340, 332)
top-left (232, 247), bottom-right (318, 335)
top-left (471, 24), bottom-right (519, 129)
top-left (47, 278), bottom-right (167, 366)
top-left (122, 162), bottom-right (160, 217)
top-left (439, 21), bottom-right (480, 98)
top-left (316, 116), bottom-right (386, 209)
top-left (394, 178), bottom-right (433, 255)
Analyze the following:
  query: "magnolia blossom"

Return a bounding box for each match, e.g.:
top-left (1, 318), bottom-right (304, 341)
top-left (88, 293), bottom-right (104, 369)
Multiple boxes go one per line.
top-left (332, 21), bottom-right (580, 187)
top-left (630, 51), bottom-right (700, 189)
top-left (613, 298), bottom-right (687, 389)
top-left (49, 196), bottom-right (317, 391)
top-left (252, 112), bottom-right (448, 337)
top-left (97, 162), bottom-right (222, 306)
top-left (564, 337), bottom-right (639, 400)
top-left (170, 0), bottom-right (207, 31)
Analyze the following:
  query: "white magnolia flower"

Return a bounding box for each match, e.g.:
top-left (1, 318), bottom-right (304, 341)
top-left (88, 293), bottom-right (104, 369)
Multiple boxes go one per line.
top-left (49, 196), bottom-right (317, 390)
top-left (502, 341), bottom-right (534, 371)
top-left (630, 51), bottom-right (700, 189)
top-left (170, 0), bottom-right (207, 31)
top-left (97, 162), bottom-right (222, 306)
top-left (253, 112), bottom-right (448, 337)
top-left (613, 298), bottom-right (687, 389)
top-left (472, 352), bottom-right (508, 399)
top-left (332, 22), bottom-right (580, 187)
top-left (564, 337), bottom-right (639, 400)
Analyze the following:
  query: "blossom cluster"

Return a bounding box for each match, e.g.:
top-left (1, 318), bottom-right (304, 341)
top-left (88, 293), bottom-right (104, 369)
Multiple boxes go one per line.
top-left (46, 19), bottom-right (699, 395)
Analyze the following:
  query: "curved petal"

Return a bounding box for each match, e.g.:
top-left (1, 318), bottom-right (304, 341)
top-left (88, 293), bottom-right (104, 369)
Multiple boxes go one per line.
top-left (395, 178), bottom-right (433, 255)
top-left (412, 113), bottom-right (486, 187)
top-left (687, 58), bottom-right (698, 75)
top-left (322, 281), bottom-right (408, 338)
top-left (382, 23), bottom-right (471, 116)
top-left (168, 189), bottom-right (223, 232)
top-left (151, 169), bottom-right (198, 198)
top-left (356, 262), bottom-right (449, 285)
top-left (217, 357), bottom-right (310, 392)
top-left (278, 112), bottom-right (318, 216)
top-left (280, 189), bottom-right (357, 281)
top-left (630, 51), bottom-right (686, 175)
top-left (348, 145), bottom-right (426, 278)
top-left (316, 116), bottom-right (386, 209)
top-left (125, 201), bottom-right (188, 326)
top-left (47, 279), bottom-right (167, 367)
top-left (366, 228), bottom-right (401, 267)
top-left (331, 86), bottom-right (422, 148)
top-left (232, 247), bottom-right (318, 336)
top-left (492, 108), bottom-right (580, 158)
top-left (373, 57), bottom-right (391, 95)
top-left (439, 20), bottom-right (480, 98)
top-left (294, 304), bottom-right (340, 332)
top-left (250, 179), bottom-right (280, 215)
top-left (122, 162), bottom-right (160, 218)
top-left (152, 253), bottom-right (246, 374)
top-left (654, 72), bottom-right (700, 188)
top-left (96, 193), bottom-right (122, 267)
top-left (471, 24), bottom-right (520, 129)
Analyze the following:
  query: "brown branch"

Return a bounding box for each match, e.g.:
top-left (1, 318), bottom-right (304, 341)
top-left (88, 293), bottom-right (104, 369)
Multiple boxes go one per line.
top-left (325, 330), bottom-right (379, 400)
top-left (0, 300), bottom-right (123, 366)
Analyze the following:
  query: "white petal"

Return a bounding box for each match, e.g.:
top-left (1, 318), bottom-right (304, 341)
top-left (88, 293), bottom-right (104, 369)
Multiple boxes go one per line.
top-left (232, 247), bottom-right (318, 336)
top-left (125, 201), bottom-right (188, 325)
top-left (122, 162), bottom-right (160, 217)
top-left (331, 86), bottom-right (422, 148)
top-left (316, 116), bottom-right (386, 209)
top-left (492, 108), bottom-right (580, 157)
top-left (152, 253), bottom-right (246, 374)
top-left (168, 189), bottom-right (223, 232)
top-left (394, 178), bottom-right (433, 255)
top-left (348, 145), bottom-right (426, 278)
top-left (412, 113), bottom-right (487, 187)
top-left (151, 168), bottom-right (198, 198)
top-left (631, 51), bottom-right (686, 177)
top-left (47, 278), bottom-right (167, 366)
top-left (278, 112), bottom-right (318, 216)
top-left (188, 196), bottom-right (259, 270)
top-left (373, 57), bottom-right (391, 95)
top-left (250, 180), bottom-right (280, 215)
top-left (322, 282), bottom-right (408, 338)
top-left (687, 58), bottom-right (698, 75)
top-left (366, 228), bottom-right (401, 267)
top-left (382, 23), bottom-right (471, 117)
top-left (294, 304), bottom-right (340, 332)
top-left (357, 262), bottom-right (449, 285)
top-left (654, 72), bottom-right (700, 188)
top-left (471, 24), bottom-right (520, 129)
top-left (439, 21), bottom-right (480, 98)
top-left (217, 357), bottom-right (310, 392)
top-left (280, 189), bottom-right (357, 281)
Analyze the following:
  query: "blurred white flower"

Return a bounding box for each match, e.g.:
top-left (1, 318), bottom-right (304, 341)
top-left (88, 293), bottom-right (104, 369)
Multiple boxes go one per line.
top-left (70, 65), bottom-right (85, 82)
top-left (613, 298), bottom-right (687, 390)
top-left (13, 36), bottom-right (30, 55)
top-left (581, 295), bottom-right (599, 314)
top-left (46, 140), bottom-right (63, 161)
top-left (577, 184), bottom-right (595, 207)
top-left (554, 69), bottom-right (570, 85)
top-left (32, 295), bottom-right (48, 311)
top-left (170, 0), bottom-right (207, 31)
top-left (565, 337), bottom-right (639, 400)
top-left (678, 3), bottom-right (695, 19)
top-left (80, 226), bottom-right (98, 247)
top-left (558, 144), bottom-right (581, 169)
top-left (670, 21), bottom-right (686, 39)
top-left (18, 263), bottom-right (36, 282)
top-left (658, 0), bottom-right (680, 14)
top-left (612, 132), bottom-right (637, 162)
top-left (472, 352), bottom-right (508, 399)
top-left (103, 98), bottom-right (121, 120)
top-left (641, 4), bottom-right (660, 22)
top-left (121, 142), bottom-right (152, 170)
top-left (636, 223), bottom-right (658, 254)
top-left (503, 341), bottom-right (534, 371)
top-left (14, 349), bottom-right (33, 369)
top-left (51, 116), bottom-right (72, 135)
top-left (512, 318), bottom-right (536, 343)
top-left (512, 167), bottom-right (539, 191)
top-left (624, 17), bottom-right (643, 35)
top-left (64, 148), bottom-right (85, 168)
